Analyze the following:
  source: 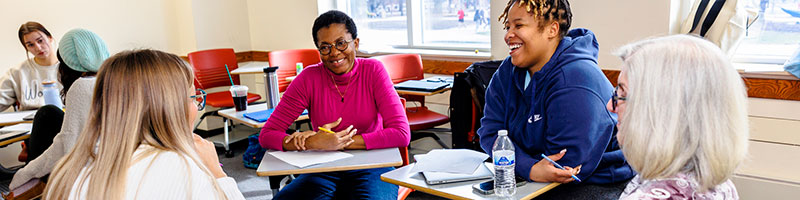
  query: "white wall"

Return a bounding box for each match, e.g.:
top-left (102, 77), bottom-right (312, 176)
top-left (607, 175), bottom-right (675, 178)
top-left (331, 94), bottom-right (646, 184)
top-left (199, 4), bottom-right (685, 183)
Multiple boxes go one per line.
top-left (191, 0), bottom-right (252, 51)
top-left (247, 0), bottom-right (319, 51)
top-left (0, 0), bottom-right (198, 74)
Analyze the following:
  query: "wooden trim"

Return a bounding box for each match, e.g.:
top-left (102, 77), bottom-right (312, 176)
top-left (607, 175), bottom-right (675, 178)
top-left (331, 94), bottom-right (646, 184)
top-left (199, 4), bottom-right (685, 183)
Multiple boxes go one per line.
top-left (742, 78), bottom-right (800, 101)
top-left (421, 59), bottom-right (473, 75)
top-left (193, 51), bottom-right (800, 101)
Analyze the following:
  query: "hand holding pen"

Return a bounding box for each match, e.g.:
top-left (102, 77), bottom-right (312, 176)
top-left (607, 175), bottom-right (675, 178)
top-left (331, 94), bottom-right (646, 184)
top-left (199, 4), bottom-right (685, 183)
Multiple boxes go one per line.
top-left (529, 149), bottom-right (582, 183)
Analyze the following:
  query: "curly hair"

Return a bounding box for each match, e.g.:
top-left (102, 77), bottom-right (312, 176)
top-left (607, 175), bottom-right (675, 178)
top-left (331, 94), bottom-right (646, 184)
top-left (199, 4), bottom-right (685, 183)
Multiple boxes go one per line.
top-left (499, 0), bottom-right (572, 37)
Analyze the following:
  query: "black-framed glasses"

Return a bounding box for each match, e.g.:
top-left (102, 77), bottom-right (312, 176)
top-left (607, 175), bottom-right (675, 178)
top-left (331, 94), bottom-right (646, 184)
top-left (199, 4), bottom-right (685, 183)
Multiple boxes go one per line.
top-left (318, 39), bottom-right (353, 55)
top-left (190, 89), bottom-right (207, 111)
top-left (612, 85), bottom-right (627, 111)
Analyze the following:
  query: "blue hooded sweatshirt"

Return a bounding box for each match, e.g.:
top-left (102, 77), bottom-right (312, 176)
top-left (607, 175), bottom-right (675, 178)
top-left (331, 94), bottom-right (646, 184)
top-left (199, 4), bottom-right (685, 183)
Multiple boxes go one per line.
top-left (478, 29), bottom-right (634, 184)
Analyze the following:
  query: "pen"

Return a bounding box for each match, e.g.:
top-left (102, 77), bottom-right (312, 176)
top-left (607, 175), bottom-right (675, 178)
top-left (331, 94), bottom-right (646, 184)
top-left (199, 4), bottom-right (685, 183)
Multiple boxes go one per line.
top-left (540, 154), bottom-right (582, 182)
top-left (318, 127), bottom-right (336, 134)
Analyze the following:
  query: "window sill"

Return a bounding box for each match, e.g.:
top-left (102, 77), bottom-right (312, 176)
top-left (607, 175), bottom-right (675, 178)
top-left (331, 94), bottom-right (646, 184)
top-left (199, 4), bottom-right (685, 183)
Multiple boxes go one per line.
top-left (357, 48), bottom-right (491, 62)
top-left (734, 62), bottom-right (798, 81)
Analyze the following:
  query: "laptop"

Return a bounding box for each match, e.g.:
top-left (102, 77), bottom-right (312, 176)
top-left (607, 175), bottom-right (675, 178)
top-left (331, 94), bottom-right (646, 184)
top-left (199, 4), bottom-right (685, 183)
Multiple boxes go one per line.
top-left (421, 163), bottom-right (493, 185)
top-left (394, 80), bottom-right (448, 92)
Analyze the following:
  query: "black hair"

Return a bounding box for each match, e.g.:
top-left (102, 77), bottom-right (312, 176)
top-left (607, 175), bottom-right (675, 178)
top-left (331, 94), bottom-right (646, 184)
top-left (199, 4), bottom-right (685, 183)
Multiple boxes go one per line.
top-left (57, 50), bottom-right (96, 103)
top-left (312, 10), bottom-right (358, 47)
top-left (500, 0), bottom-right (572, 38)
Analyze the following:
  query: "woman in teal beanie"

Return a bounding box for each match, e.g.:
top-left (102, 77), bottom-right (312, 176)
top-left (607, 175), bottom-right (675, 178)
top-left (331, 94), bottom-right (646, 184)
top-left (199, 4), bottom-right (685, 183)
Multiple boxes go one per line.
top-left (9, 28), bottom-right (110, 194)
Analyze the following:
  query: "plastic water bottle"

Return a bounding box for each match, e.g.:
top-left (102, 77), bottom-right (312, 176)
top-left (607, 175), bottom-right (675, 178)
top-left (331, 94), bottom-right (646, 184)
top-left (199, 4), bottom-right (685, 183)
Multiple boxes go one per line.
top-left (42, 81), bottom-right (63, 109)
top-left (493, 130), bottom-right (516, 197)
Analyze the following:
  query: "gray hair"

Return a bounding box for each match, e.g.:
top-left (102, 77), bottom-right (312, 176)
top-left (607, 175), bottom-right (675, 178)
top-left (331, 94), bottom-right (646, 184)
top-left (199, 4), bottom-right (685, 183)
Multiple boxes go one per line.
top-left (614, 35), bottom-right (748, 191)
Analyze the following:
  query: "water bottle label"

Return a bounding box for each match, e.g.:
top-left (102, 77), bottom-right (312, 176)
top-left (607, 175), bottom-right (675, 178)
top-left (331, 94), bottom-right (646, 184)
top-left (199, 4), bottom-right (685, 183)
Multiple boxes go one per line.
top-left (494, 156), bottom-right (515, 166)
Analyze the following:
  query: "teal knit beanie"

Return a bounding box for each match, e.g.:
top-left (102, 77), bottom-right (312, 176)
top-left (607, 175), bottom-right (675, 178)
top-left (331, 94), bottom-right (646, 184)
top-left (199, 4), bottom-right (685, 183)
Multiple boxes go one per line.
top-left (58, 29), bottom-right (109, 72)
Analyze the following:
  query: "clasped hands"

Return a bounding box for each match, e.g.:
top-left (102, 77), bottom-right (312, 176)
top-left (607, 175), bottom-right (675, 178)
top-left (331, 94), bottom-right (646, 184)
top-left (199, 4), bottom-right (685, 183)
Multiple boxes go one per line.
top-left (283, 118), bottom-right (356, 151)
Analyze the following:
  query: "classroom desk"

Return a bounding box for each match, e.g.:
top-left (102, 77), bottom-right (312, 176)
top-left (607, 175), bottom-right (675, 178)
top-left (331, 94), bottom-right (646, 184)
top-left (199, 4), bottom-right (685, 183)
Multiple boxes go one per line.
top-left (215, 103), bottom-right (308, 157)
top-left (0, 110), bottom-right (35, 146)
top-left (381, 163), bottom-right (560, 200)
top-left (394, 76), bottom-right (453, 96)
top-left (0, 110), bottom-right (35, 127)
top-left (256, 148), bottom-right (402, 176)
top-left (257, 148), bottom-right (403, 194)
top-left (230, 61), bottom-right (270, 75)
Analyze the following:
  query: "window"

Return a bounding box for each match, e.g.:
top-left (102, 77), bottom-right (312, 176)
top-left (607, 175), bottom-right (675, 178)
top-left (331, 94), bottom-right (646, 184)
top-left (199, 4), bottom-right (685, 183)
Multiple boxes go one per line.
top-left (735, 0), bottom-right (800, 64)
top-left (327, 0), bottom-right (491, 53)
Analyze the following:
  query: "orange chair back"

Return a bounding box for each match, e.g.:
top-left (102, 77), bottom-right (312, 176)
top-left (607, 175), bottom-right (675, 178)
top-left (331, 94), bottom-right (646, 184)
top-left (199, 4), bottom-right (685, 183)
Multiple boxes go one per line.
top-left (268, 49), bottom-right (322, 92)
top-left (372, 54), bottom-right (424, 84)
top-left (188, 48), bottom-right (240, 89)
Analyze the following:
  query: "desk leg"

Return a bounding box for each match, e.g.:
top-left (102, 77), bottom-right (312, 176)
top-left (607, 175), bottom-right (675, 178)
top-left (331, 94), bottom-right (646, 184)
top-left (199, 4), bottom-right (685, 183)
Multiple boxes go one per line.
top-left (223, 118), bottom-right (233, 157)
top-left (269, 175), bottom-right (284, 196)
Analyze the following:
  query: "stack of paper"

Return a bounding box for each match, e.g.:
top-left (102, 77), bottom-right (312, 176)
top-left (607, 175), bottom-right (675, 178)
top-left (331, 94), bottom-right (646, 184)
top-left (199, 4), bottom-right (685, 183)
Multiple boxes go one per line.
top-left (268, 151), bottom-right (353, 168)
top-left (412, 149), bottom-right (490, 174)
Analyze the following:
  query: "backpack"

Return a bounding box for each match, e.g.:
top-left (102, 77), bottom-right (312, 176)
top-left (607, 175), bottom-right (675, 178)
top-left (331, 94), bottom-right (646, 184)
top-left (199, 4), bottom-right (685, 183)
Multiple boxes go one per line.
top-left (242, 133), bottom-right (266, 169)
top-left (449, 60), bottom-right (501, 151)
top-left (680, 0), bottom-right (757, 57)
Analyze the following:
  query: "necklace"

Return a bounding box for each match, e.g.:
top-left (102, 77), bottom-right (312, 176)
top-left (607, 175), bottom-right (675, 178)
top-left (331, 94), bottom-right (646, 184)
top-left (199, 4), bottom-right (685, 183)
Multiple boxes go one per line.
top-left (328, 70), bottom-right (352, 102)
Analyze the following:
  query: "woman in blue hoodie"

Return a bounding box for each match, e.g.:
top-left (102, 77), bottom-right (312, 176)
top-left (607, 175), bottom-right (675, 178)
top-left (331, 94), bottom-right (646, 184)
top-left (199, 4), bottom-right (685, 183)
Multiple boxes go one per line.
top-left (477, 0), bottom-right (634, 199)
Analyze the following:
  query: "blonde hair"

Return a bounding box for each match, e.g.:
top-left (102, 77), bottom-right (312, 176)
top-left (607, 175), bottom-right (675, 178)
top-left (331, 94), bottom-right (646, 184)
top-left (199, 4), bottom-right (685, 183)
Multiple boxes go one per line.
top-left (614, 35), bottom-right (748, 191)
top-left (45, 49), bottom-right (227, 199)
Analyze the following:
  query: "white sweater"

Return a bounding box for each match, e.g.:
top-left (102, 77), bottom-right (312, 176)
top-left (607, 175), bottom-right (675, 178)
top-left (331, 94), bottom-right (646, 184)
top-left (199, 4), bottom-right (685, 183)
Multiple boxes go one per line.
top-left (64, 145), bottom-right (245, 200)
top-left (0, 58), bottom-right (60, 111)
top-left (10, 77), bottom-right (93, 189)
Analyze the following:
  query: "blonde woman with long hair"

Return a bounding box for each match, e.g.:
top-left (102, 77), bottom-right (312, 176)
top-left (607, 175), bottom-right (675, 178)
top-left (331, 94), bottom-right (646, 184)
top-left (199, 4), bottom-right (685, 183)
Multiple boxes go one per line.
top-left (608, 35), bottom-right (748, 199)
top-left (44, 49), bottom-right (245, 199)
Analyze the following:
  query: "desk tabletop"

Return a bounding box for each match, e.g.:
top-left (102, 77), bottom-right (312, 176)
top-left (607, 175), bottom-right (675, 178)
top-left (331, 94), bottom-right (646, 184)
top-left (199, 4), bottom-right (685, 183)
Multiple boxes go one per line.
top-left (257, 148), bottom-right (403, 176)
top-left (230, 61), bottom-right (270, 75)
top-left (0, 133), bottom-right (29, 147)
top-left (381, 163), bottom-right (560, 200)
top-left (394, 76), bottom-right (453, 96)
top-left (0, 110), bottom-right (35, 127)
top-left (217, 103), bottom-right (308, 128)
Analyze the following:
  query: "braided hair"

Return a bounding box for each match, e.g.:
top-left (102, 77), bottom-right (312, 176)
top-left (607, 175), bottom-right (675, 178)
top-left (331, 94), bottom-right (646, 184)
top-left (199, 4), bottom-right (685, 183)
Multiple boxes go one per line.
top-left (499, 0), bottom-right (573, 37)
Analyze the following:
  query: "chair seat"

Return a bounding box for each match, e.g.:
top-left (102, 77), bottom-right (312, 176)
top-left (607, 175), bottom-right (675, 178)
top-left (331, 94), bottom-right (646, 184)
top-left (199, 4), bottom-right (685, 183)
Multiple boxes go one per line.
top-left (406, 106), bottom-right (449, 131)
top-left (205, 91), bottom-right (262, 108)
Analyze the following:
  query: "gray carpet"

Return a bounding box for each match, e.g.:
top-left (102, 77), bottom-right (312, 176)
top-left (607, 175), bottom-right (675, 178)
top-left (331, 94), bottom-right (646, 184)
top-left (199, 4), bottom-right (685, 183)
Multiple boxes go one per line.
top-left (217, 125), bottom-right (453, 200)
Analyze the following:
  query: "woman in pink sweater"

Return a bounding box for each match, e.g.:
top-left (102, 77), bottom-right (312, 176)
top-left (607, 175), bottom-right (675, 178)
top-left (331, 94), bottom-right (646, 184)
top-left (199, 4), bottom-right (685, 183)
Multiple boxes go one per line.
top-left (259, 10), bottom-right (410, 200)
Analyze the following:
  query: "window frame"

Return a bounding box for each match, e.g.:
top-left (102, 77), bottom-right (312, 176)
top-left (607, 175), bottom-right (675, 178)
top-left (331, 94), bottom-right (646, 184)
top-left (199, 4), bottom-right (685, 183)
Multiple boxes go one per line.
top-left (329, 0), bottom-right (492, 55)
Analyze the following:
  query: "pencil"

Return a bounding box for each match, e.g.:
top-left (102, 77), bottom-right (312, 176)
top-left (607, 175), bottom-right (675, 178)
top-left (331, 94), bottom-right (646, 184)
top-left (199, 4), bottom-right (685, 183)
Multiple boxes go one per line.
top-left (540, 154), bottom-right (582, 182)
top-left (318, 127), bottom-right (335, 134)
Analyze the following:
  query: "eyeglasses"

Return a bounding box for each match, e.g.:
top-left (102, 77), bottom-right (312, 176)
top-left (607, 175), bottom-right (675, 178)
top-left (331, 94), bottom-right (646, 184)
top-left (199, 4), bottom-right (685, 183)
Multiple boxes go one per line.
top-left (612, 85), bottom-right (627, 111)
top-left (190, 89), bottom-right (207, 111)
top-left (318, 39), bottom-right (353, 55)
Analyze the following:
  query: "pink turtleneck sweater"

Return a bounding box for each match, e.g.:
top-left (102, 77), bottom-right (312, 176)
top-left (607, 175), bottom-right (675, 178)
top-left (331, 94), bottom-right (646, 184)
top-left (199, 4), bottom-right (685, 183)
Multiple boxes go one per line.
top-left (259, 58), bottom-right (410, 150)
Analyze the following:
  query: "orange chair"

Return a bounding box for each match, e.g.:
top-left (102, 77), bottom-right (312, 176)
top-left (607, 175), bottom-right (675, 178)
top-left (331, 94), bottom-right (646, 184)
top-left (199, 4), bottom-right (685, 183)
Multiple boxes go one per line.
top-left (373, 54), bottom-right (450, 148)
top-left (188, 48), bottom-right (262, 139)
top-left (267, 49), bottom-right (322, 92)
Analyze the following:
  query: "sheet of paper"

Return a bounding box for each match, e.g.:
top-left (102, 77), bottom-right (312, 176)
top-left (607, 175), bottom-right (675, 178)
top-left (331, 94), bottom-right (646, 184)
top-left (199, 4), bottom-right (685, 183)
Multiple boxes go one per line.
top-left (268, 151), bottom-right (353, 168)
top-left (0, 123), bottom-right (32, 132)
top-left (412, 149), bottom-right (490, 174)
top-left (0, 110), bottom-right (36, 124)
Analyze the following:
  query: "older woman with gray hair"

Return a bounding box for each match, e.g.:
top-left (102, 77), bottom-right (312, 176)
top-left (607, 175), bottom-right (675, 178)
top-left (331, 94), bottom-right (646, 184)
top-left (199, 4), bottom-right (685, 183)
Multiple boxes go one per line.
top-left (607, 35), bottom-right (748, 199)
